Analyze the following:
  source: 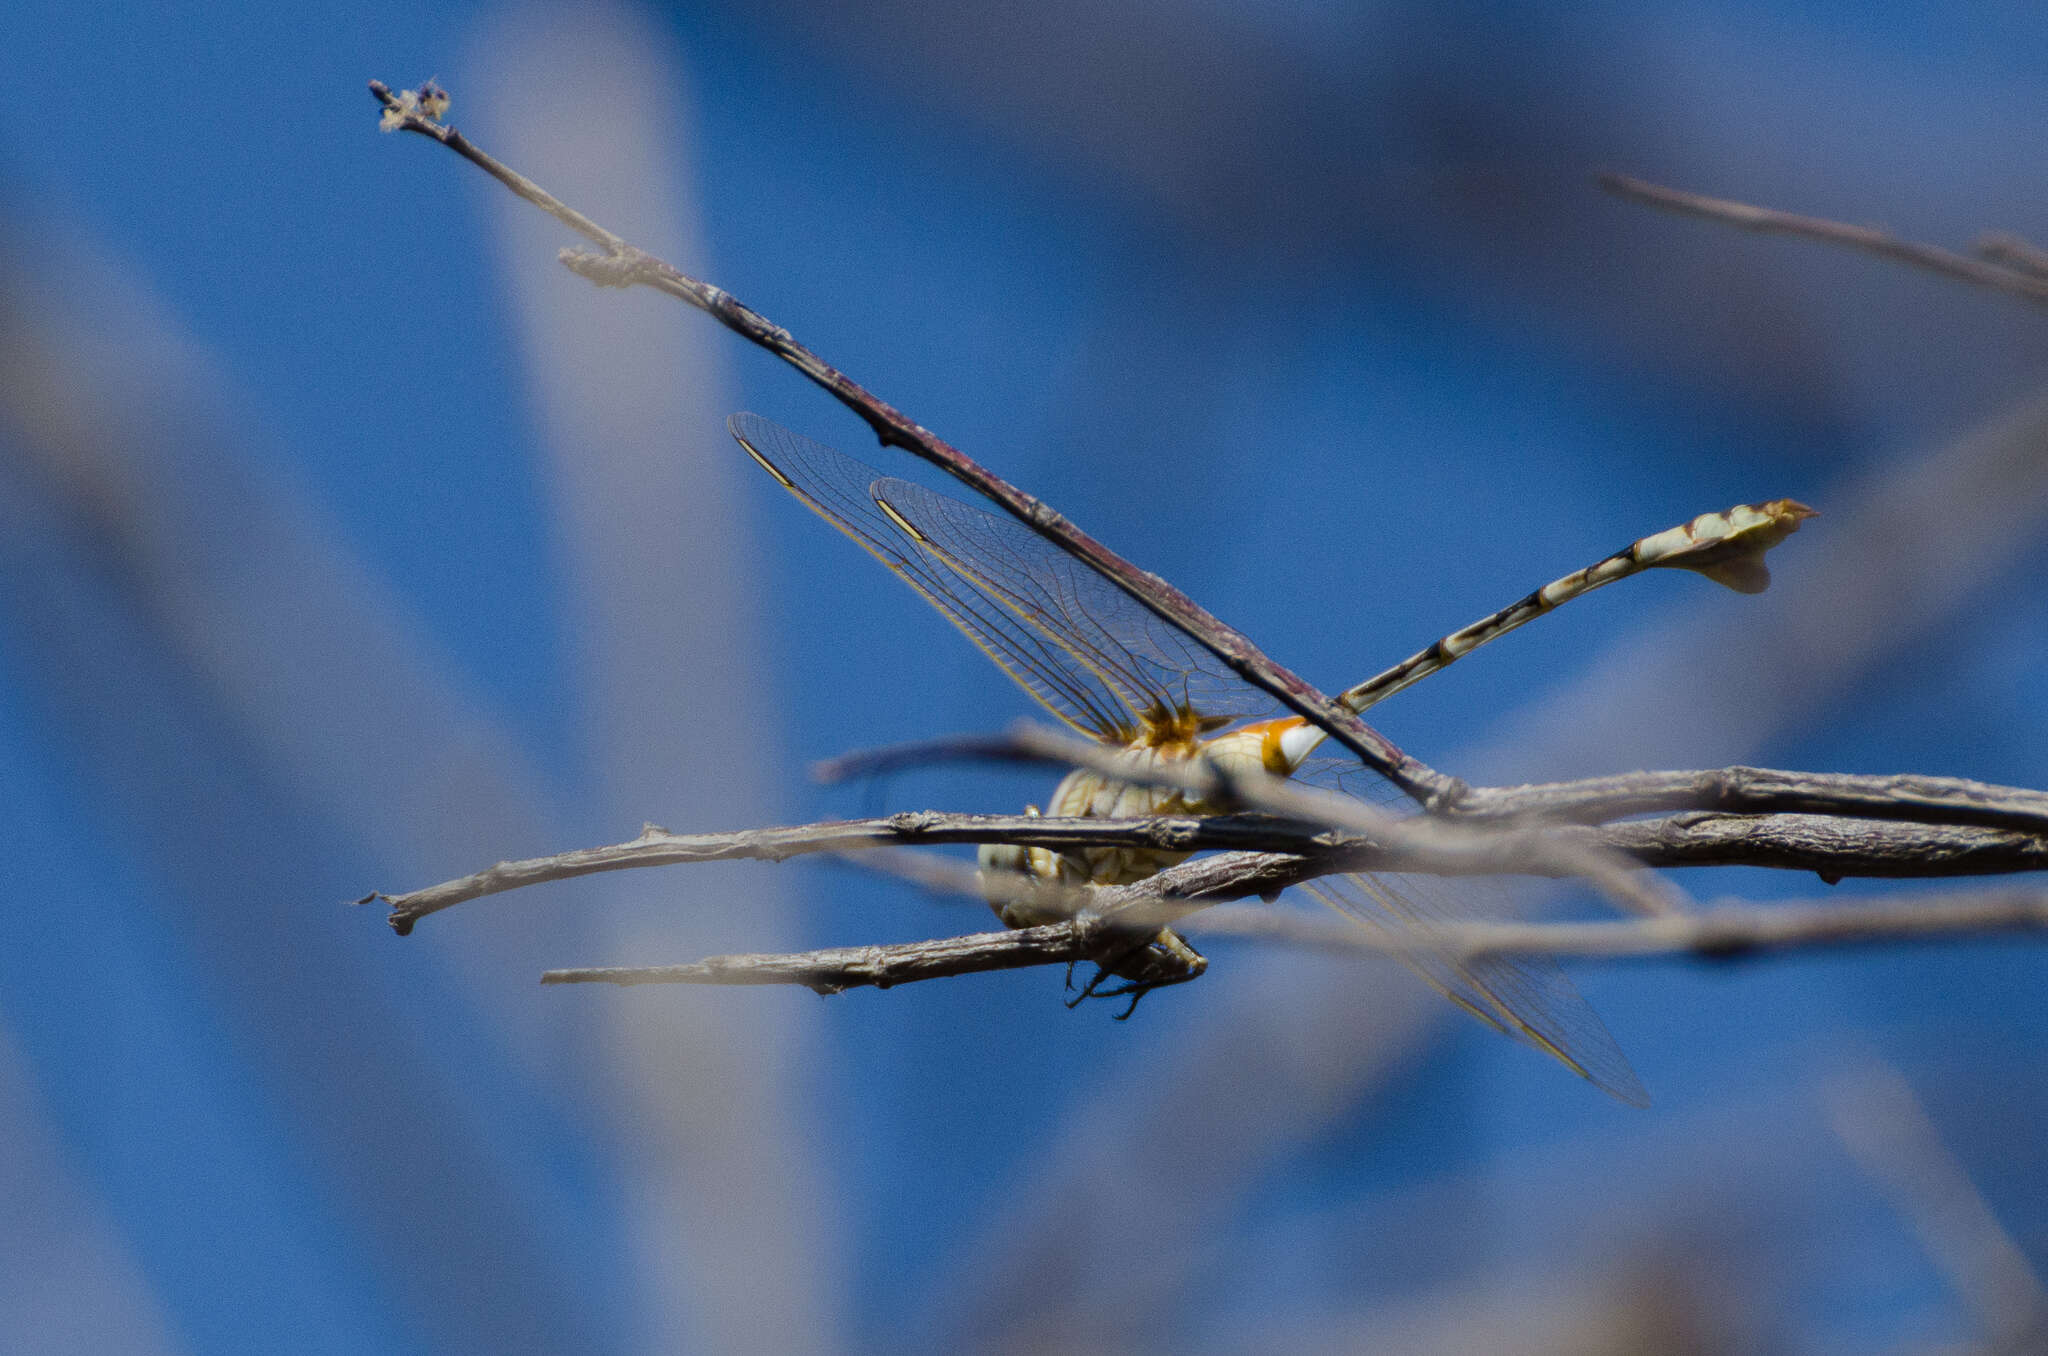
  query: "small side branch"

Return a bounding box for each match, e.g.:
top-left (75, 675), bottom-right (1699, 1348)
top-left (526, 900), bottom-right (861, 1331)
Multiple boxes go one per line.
top-left (1599, 172), bottom-right (2048, 309)
top-left (541, 922), bottom-right (1095, 991)
top-left (1454, 766), bottom-right (2048, 835)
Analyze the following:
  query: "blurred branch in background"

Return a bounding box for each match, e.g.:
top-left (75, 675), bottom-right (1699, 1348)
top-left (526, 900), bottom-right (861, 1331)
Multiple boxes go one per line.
top-left (0, 195), bottom-right (610, 1348)
top-left (1601, 172), bottom-right (2048, 311)
top-left (540, 888), bottom-right (2048, 993)
top-left (1827, 1062), bottom-right (2048, 1354)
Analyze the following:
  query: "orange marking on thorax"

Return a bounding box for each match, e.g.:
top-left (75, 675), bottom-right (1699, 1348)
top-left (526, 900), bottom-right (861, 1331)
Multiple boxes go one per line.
top-left (1216, 715), bottom-right (1309, 775)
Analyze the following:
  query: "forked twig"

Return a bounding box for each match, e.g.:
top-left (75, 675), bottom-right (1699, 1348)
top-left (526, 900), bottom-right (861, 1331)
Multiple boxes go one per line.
top-left (363, 803), bottom-right (2048, 933)
top-left (368, 79), bottom-right (1448, 804)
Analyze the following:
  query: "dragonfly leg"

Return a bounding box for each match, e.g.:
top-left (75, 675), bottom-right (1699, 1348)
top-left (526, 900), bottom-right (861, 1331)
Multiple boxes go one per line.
top-left (1064, 928), bottom-right (1208, 1015)
top-left (1080, 965), bottom-right (1198, 1021)
top-left (1063, 961), bottom-right (1119, 1009)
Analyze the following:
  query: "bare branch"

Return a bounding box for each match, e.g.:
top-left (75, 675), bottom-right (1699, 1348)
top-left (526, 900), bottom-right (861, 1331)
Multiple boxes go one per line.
top-left (541, 922), bottom-right (1094, 992)
top-left (540, 887), bottom-right (2048, 992)
top-left (363, 809), bottom-right (1354, 933)
top-left (1187, 889), bottom-right (2048, 959)
top-left (367, 79), bottom-right (1449, 803)
top-left (1593, 812), bottom-right (2048, 878)
top-left (1454, 766), bottom-right (2048, 835)
top-left (1103, 816), bottom-right (2048, 921)
top-left (366, 771), bottom-right (2048, 936)
top-left (1599, 172), bottom-right (2048, 308)
top-left (815, 723), bottom-right (2048, 912)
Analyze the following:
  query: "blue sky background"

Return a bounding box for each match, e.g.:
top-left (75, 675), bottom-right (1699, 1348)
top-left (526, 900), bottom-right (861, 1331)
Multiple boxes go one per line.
top-left (2, 2), bottom-right (2046, 1351)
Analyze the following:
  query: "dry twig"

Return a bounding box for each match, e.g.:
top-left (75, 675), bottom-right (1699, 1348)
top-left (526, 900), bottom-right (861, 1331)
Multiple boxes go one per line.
top-left (541, 888), bottom-right (2048, 989)
top-left (1826, 1062), bottom-right (2048, 1351)
top-left (369, 79), bottom-right (1448, 804)
top-left (364, 804), bottom-right (2048, 933)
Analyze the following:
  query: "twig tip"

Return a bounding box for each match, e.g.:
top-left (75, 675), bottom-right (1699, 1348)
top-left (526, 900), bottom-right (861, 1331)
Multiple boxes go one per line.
top-left (373, 79), bottom-right (451, 133)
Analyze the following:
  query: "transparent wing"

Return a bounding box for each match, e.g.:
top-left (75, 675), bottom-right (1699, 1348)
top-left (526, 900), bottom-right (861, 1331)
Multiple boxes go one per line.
top-left (730, 412), bottom-right (1138, 740)
top-left (874, 477), bottom-right (1274, 728)
top-left (1301, 872), bottom-right (1649, 1107)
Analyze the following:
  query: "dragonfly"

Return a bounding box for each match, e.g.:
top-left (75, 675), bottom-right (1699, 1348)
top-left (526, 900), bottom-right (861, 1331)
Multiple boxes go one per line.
top-left (730, 411), bottom-right (1812, 1105)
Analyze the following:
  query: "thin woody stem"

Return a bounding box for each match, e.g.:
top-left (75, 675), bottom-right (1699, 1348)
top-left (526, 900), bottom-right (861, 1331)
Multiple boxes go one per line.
top-left (542, 922), bottom-right (1095, 992)
top-left (1086, 817), bottom-right (2048, 926)
top-left (368, 79), bottom-right (1449, 805)
top-left (364, 810), bottom-right (1346, 933)
top-left (363, 808), bottom-right (2048, 932)
top-left (369, 721), bottom-right (2048, 934)
top-left (1451, 766), bottom-right (2048, 835)
top-left (1600, 172), bottom-right (2048, 309)
top-left (539, 887), bottom-right (2048, 990)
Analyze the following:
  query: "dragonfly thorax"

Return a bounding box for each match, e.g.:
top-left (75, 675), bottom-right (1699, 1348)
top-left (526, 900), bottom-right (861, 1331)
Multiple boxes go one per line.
top-left (982, 715), bottom-right (1315, 922)
top-left (1132, 700), bottom-right (1234, 747)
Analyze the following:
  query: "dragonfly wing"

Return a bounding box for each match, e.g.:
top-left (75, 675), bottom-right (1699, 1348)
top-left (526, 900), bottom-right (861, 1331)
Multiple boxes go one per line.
top-left (873, 476), bottom-right (1274, 727)
top-left (1303, 872), bottom-right (1649, 1107)
top-left (730, 412), bottom-right (1137, 740)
